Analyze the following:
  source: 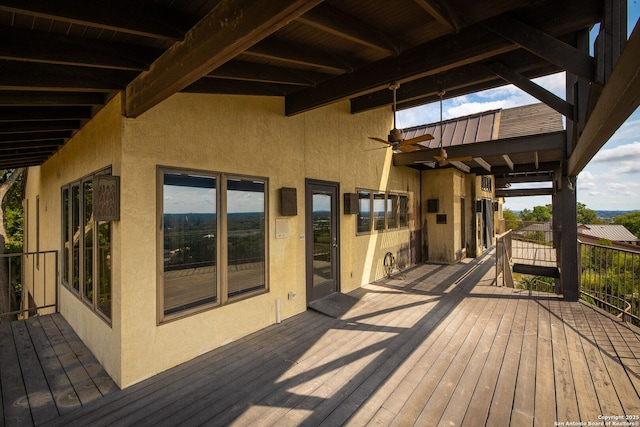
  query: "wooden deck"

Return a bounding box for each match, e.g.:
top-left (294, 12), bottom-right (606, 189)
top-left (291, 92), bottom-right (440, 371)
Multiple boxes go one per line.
top-left (3, 251), bottom-right (640, 426)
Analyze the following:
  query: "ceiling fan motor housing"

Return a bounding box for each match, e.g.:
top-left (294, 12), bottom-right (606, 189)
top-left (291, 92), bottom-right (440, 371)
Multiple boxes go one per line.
top-left (388, 128), bottom-right (403, 142)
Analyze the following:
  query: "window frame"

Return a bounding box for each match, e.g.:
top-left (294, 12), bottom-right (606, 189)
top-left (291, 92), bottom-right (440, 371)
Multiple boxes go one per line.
top-left (157, 166), bottom-right (269, 324)
top-left (61, 167), bottom-right (113, 324)
top-left (356, 189), bottom-right (410, 234)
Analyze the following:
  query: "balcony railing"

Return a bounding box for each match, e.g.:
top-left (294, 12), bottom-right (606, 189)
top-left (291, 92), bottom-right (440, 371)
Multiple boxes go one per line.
top-left (579, 240), bottom-right (640, 326)
top-left (0, 250), bottom-right (58, 321)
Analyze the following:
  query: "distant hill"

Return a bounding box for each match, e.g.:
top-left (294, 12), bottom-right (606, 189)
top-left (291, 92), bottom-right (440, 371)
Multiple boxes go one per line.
top-left (595, 210), bottom-right (640, 222)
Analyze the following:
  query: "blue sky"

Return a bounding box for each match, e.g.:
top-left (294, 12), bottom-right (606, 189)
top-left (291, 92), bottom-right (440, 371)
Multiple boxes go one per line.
top-left (398, 3), bottom-right (640, 212)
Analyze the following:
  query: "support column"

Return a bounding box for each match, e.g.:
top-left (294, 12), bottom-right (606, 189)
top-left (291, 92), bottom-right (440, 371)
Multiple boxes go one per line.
top-left (559, 175), bottom-right (579, 301)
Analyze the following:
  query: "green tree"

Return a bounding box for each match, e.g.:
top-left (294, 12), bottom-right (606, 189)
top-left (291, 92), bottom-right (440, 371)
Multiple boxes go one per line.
top-left (614, 211), bottom-right (640, 238)
top-left (503, 208), bottom-right (520, 231)
top-left (0, 168), bottom-right (25, 319)
top-left (520, 205), bottom-right (552, 222)
top-left (577, 202), bottom-right (599, 224)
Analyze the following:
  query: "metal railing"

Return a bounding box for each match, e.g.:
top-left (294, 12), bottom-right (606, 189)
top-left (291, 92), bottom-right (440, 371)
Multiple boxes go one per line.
top-left (509, 220), bottom-right (556, 267)
top-left (0, 250), bottom-right (58, 321)
top-left (579, 240), bottom-right (640, 326)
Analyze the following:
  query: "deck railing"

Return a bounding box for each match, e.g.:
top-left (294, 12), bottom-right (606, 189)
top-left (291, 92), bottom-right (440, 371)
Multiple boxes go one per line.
top-left (579, 240), bottom-right (640, 326)
top-left (508, 220), bottom-right (556, 267)
top-left (495, 230), bottom-right (514, 287)
top-left (0, 250), bottom-right (58, 321)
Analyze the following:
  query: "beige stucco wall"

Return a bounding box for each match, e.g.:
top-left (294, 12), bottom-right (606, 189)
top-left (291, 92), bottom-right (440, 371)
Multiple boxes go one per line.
top-left (421, 168), bottom-right (468, 263)
top-left (24, 94), bottom-right (123, 380)
top-left (26, 92), bottom-right (420, 387)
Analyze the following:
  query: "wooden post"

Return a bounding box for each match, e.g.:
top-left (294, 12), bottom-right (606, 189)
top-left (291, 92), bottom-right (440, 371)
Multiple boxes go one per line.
top-left (558, 175), bottom-right (579, 301)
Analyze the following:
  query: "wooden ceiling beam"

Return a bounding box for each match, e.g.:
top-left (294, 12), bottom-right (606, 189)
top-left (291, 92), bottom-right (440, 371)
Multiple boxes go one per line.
top-left (0, 106), bottom-right (92, 122)
top-left (0, 60), bottom-right (137, 91)
top-left (298, 3), bottom-right (410, 54)
top-left (0, 140), bottom-right (64, 150)
top-left (0, 120), bottom-right (81, 134)
top-left (482, 14), bottom-right (595, 82)
top-left (125, 0), bottom-right (324, 118)
top-left (0, 91), bottom-right (105, 106)
top-left (394, 130), bottom-right (566, 166)
top-left (470, 162), bottom-right (561, 175)
top-left (413, 0), bottom-right (464, 33)
top-left (569, 21), bottom-right (640, 175)
top-left (351, 49), bottom-right (560, 112)
top-left (0, 26), bottom-right (161, 71)
top-left (288, 0), bottom-right (600, 115)
top-left (496, 187), bottom-right (554, 197)
top-left (0, 131), bottom-right (71, 143)
top-left (495, 173), bottom-right (554, 187)
top-left (474, 157), bottom-right (492, 171)
top-left (244, 39), bottom-right (352, 74)
top-left (182, 78), bottom-right (300, 97)
top-left (208, 60), bottom-right (328, 86)
top-left (502, 154), bottom-right (515, 171)
top-left (0, 0), bottom-right (189, 41)
top-left (484, 62), bottom-right (575, 119)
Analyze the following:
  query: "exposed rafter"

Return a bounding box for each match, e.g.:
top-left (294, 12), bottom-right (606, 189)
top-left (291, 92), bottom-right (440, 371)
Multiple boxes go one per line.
top-left (244, 39), bottom-right (353, 73)
top-left (496, 187), bottom-right (554, 197)
top-left (0, 26), bottom-right (161, 71)
top-left (482, 14), bottom-right (595, 82)
top-left (298, 3), bottom-right (410, 53)
top-left (0, 91), bottom-right (105, 106)
top-left (0, 0), bottom-right (189, 41)
top-left (502, 154), bottom-right (515, 171)
top-left (125, 0), bottom-right (324, 118)
top-left (287, 0), bottom-right (600, 115)
top-left (484, 62), bottom-right (575, 119)
top-left (413, 0), bottom-right (464, 33)
top-left (474, 157), bottom-right (492, 171)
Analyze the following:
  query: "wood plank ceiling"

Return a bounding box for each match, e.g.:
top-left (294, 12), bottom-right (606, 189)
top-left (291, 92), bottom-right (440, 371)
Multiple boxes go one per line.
top-left (0, 0), bottom-right (603, 169)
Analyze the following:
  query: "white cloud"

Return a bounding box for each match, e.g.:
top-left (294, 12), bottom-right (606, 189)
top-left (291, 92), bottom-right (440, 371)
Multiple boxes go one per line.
top-left (592, 141), bottom-right (640, 163)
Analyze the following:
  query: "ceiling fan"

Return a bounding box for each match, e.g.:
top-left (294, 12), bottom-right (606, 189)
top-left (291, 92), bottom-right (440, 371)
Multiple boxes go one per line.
top-left (369, 82), bottom-right (433, 152)
top-left (425, 91), bottom-right (472, 171)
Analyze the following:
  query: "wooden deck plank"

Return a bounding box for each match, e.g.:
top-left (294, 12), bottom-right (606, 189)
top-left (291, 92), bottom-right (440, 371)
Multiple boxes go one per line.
top-left (559, 300), bottom-right (602, 422)
top-left (22, 317), bottom-right (82, 415)
top-left (85, 312), bottom-right (334, 426)
top-left (0, 321), bottom-right (33, 426)
top-left (341, 279), bottom-right (485, 426)
top-left (547, 299), bottom-right (580, 423)
top-left (587, 305), bottom-right (640, 413)
top-left (47, 311), bottom-right (321, 426)
top-left (414, 286), bottom-right (505, 426)
top-left (485, 292), bottom-right (528, 426)
top-left (10, 320), bottom-right (59, 425)
top-left (510, 292), bottom-right (538, 427)
top-left (38, 315), bottom-right (102, 406)
top-left (49, 314), bottom-right (118, 397)
top-left (5, 255), bottom-right (640, 426)
top-left (569, 303), bottom-right (625, 416)
top-left (438, 286), bottom-right (513, 426)
top-left (459, 287), bottom-right (522, 426)
top-left (387, 294), bottom-right (492, 425)
top-left (534, 296), bottom-right (557, 427)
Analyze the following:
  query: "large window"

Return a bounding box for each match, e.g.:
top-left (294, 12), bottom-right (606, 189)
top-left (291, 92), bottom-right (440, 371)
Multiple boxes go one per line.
top-left (61, 168), bottom-right (112, 321)
top-left (357, 190), bottom-right (409, 234)
top-left (160, 168), bottom-right (267, 320)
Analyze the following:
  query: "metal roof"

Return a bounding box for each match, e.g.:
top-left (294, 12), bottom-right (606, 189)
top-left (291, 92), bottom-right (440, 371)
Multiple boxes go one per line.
top-left (396, 103), bottom-right (565, 175)
top-left (577, 224), bottom-right (640, 242)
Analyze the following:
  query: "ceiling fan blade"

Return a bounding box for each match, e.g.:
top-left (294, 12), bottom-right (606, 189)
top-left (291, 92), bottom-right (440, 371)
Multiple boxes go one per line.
top-left (447, 156), bottom-right (473, 162)
top-left (398, 144), bottom-right (421, 153)
top-left (369, 137), bottom-right (393, 145)
top-left (400, 134), bottom-right (434, 145)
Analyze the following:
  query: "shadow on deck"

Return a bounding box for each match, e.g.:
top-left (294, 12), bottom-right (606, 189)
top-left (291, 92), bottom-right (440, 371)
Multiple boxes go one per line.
top-left (3, 250), bottom-right (640, 426)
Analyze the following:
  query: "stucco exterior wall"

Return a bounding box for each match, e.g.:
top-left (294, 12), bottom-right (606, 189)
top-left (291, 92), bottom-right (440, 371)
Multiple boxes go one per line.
top-left (25, 92), bottom-right (420, 387)
top-left (421, 168), bottom-right (467, 263)
top-left (24, 94), bottom-right (123, 381)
